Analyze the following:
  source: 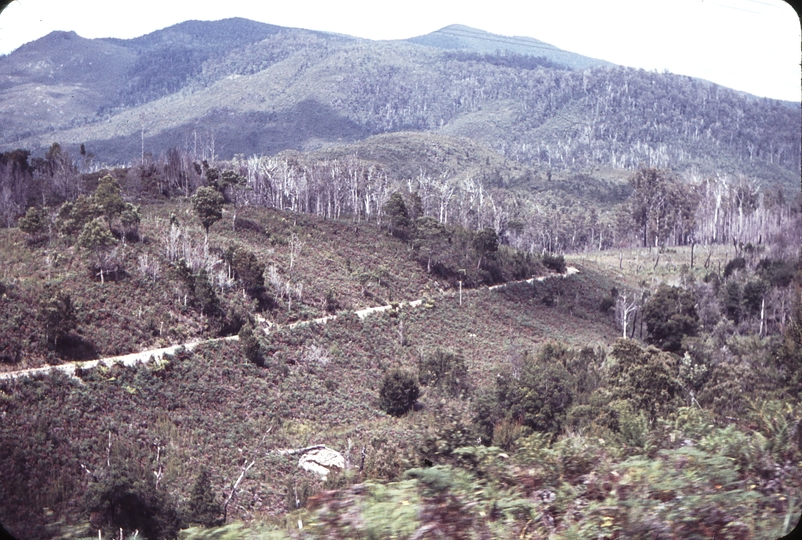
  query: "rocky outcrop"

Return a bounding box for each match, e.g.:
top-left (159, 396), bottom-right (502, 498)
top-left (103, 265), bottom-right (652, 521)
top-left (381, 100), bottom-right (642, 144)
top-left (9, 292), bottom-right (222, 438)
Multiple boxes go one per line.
top-left (297, 447), bottom-right (345, 480)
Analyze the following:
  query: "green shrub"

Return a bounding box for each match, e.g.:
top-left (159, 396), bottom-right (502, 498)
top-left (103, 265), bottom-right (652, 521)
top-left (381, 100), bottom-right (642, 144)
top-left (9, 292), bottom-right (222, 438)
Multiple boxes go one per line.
top-left (225, 245), bottom-right (265, 296)
top-left (186, 468), bottom-right (221, 527)
top-left (608, 339), bottom-right (681, 421)
top-left (417, 403), bottom-right (478, 464)
top-left (541, 252), bottom-right (566, 273)
top-left (723, 256), bottom-right (746, 279)
top-left (598, 296), bottom-right (615, 313)
top-left (379, 370), bottom-right (420, 416)
top-left (84, 443), bottom-right (183, 540)
top-left (418, 349), bottom-right (470, 398)
top-left (56, 195), bottom-right (99, 237)
top-left (642, 284), bottom-right (699, 352)
top-left (192, 186), bottom-right (224, 235)
top-left (93, 175), bottom-right (125, 225)
top-left (238, 323), bottom-right (262, 366)
top-left (39, 290), bottom-right (76, 348)
top-left (384, 192), bottom-right (410, 240)
top-left (743, 279), bottom-right (768, 316)
top-left (614, 446), bottom-right (763, 539)
top-left (774, 294), bottom-right (802, 396)
top-left (18, 206), bottom-right (49, 240)
top-left (611, 400), bottom-right (650, 449)
top-left (473, 228), bottom-right (499, 269)
top-left (77, 217), bottom-right (119, 282)
top-left (324, 289), bottom-right (339, 313)
top-left (757, 257), bottom-right (796, 288)
top-left (194, 270), bottom-right (220, 316)
top-left (724, 281), bottom-right (742, 323)
top-left (491, 417), bottom-right (529, 450)
top-left (494, 352), bottom-right (575, 434)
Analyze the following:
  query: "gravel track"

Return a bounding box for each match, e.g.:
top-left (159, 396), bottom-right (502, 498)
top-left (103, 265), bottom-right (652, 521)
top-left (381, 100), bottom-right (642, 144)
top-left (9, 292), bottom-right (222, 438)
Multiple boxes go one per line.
top-left (0, 268), bottom-right (577, 381)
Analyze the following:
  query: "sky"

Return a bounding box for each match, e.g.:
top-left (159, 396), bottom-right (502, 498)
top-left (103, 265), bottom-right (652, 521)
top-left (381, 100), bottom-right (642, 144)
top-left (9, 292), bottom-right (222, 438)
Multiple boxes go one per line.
top-left (0, 0), bottom-right (799, 101)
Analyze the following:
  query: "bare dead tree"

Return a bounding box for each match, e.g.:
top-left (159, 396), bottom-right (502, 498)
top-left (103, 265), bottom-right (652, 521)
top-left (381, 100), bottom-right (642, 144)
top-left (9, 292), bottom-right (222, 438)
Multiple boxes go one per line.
top-left (615, 291), bottom-right (640, 339)
top-left (288, 233), bottom-right (304, 279)
top-left (222, 427), bottom-right (271, 523)
top-left (704, 243), bottom-right (714, 269)
top-left (222, 459), bottom-right (255, 523)
top-left (153, 445), bottom-right (164, 490)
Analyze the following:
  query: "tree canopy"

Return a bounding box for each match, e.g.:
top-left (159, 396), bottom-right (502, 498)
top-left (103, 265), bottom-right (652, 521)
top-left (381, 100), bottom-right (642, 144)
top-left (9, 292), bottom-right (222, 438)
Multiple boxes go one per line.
top-left (77, 217), bottom-right (118, 283)
top-left (17, 206), bottom-right (48, 239)
top-left (628, 168), bottom-right (697, 248)
top-left (384, 192), bottom-right (410, 239)
top-left (192, 186), bottom-right (224, 234)
top-left (473, 227), bottom-right (499, 269)
top-left (643, 284), bottom-right (699, 353)
top-left (379, 370), bottom-right (420, 416)
top-left (94, 175), bottom-right (125, 225)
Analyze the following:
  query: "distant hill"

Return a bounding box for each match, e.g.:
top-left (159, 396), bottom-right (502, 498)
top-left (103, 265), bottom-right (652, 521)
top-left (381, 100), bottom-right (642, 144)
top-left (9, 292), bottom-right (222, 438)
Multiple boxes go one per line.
top-left (0, 18), bottom-right (798, 187)
top-left (0, 30), bottom-right (136, 140)
top-left (0, 18), bottom-right (344, 140)
top-left (405, 24), bottom-right (612, 70)
top-left (99, 18), bottom-right (315, 107)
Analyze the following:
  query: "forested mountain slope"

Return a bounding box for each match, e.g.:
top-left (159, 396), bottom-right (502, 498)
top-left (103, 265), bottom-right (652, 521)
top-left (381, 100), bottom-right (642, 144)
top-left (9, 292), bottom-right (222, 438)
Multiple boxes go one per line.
top-left (1, 18), bottom-right (797, 187)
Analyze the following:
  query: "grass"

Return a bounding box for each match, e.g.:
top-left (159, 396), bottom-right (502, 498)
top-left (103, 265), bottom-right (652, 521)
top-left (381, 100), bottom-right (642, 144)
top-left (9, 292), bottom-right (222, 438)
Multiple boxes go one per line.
top-left (571, 243), bottom-right (735, 289)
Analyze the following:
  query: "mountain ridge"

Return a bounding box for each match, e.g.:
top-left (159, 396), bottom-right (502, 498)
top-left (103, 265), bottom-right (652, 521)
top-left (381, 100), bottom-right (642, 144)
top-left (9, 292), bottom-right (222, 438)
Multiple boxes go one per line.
top-left (405, 23), bottom-right (613, 70)
top-left (0, 17), bottom-right (798, 187)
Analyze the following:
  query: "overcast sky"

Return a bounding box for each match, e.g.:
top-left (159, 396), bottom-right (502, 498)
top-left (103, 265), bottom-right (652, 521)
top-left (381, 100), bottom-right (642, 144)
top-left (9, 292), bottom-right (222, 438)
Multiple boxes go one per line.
top-left (0, 0), bottom-right (799, 101)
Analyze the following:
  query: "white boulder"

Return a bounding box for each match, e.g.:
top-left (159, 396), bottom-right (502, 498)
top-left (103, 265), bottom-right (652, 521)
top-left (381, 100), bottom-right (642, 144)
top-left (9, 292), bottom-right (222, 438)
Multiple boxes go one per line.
top-left (298, 447), bottom-right (345, 479)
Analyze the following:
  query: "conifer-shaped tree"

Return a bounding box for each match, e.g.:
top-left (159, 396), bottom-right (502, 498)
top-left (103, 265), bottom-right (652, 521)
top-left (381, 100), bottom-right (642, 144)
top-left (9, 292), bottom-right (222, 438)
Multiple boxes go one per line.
top-left (93, 175), bottom-right (125, 227)
top-left (18, 206), bottom-right (49, 241)
top-left (379, 370), bottom-right (420, 416)
top-left (39, 291), bottom-right (76, 347)
top-left (228, 246), bottom-right (264, 296)
top-left (383, 192), bottom-right (410, 239)
top-left (473, 227), bottom-right (499, 269)
top-left (77, 217), bottom-right (118, 284)
top-left (187, 468), bottom-right (221, 527)
top-left (193, 269), bottom-right (219, 316)
top-left (238, 322), bottom-right (263, 366)
top-left (120, 203), bottom-right (141, 243)
top-left (192, 186), bottom-right (224, 252)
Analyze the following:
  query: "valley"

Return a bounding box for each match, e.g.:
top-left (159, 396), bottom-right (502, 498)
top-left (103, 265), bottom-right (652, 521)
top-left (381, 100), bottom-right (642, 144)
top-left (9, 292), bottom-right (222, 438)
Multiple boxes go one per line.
top-left (0, 14), bottom-right (800, 540)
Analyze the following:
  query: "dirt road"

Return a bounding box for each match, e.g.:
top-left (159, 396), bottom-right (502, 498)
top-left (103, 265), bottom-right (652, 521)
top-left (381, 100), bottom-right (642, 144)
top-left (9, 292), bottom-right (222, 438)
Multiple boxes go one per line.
top-left (0, 268), bottom-right (577, 381)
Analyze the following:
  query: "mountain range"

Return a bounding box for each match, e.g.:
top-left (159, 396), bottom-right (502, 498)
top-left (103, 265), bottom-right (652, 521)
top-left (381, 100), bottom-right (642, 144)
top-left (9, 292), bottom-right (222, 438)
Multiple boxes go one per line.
top-left (0, 17), bottom-right (799, 187)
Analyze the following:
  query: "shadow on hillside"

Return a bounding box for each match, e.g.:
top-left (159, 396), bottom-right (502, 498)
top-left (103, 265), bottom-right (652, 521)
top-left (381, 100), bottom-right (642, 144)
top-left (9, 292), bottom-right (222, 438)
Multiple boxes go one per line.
top-left (57, 335), bottom-right (98, 361)
top-left (81, 99), bottom-right (370, 163)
